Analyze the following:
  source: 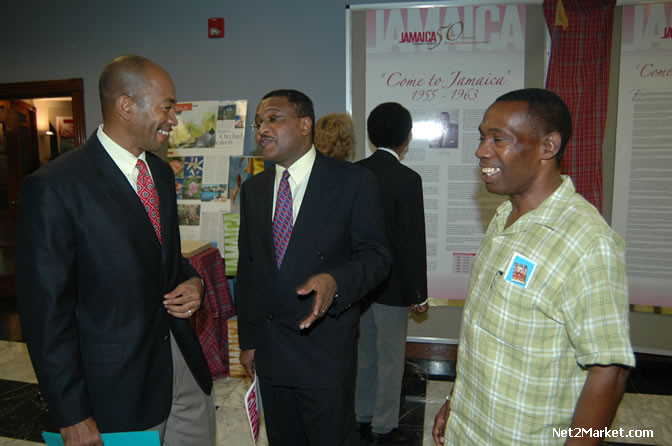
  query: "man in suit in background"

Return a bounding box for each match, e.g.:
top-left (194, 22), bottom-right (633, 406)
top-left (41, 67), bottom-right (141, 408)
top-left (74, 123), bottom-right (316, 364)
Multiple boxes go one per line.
top-left (16, 55), bottom-right (215, 445)
top-left (236, 89), bottom-right (390, 446)
top-left (356, 102), bottom-right (428, 444)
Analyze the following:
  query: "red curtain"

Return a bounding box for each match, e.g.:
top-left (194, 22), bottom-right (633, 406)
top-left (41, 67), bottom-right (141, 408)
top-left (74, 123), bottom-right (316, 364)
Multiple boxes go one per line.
top-left (543, 0), bottom-right (616, 212)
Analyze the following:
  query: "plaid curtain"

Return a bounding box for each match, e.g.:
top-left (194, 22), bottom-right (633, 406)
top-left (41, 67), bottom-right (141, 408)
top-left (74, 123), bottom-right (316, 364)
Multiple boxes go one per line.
top-left (543, 0), bottom-right (616, 212)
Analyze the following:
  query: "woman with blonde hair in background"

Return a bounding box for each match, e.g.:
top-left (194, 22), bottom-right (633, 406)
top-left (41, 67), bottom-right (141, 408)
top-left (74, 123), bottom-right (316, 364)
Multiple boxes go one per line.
top-left (314, 112), bottom-right (356, 161)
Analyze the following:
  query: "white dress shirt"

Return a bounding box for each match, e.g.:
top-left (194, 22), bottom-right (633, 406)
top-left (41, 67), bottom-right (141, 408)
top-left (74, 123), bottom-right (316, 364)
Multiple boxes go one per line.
top-left (97, 124), bottom-right (153, 193)
top-left (272, 146), bottom-right (317, 224)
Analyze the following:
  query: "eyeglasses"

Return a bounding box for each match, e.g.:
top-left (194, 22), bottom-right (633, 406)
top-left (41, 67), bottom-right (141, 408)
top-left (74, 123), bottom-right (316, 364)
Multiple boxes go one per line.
top-left (250, 114), bottom-right (304, 132)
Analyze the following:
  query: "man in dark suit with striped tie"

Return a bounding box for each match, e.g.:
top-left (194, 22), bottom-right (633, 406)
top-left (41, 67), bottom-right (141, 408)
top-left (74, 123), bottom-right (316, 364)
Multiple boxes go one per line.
top-left (236, 89), bottom-right (390, 446)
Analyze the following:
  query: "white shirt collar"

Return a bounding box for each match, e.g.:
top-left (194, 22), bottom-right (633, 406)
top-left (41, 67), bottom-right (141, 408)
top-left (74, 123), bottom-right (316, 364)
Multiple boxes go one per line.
top-left (376, 147), bottom-right (400, 161)
top-left (275, 146), bottom-right (316, 184)
top-left (272, 146), bottom-right (317, 223)
top-left (97, 124), bottom-right (147, 187)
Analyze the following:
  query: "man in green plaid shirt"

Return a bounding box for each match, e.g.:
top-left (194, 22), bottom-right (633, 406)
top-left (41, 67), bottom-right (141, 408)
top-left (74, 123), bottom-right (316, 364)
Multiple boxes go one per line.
top-left (433, 88), bottom-right (635, 445)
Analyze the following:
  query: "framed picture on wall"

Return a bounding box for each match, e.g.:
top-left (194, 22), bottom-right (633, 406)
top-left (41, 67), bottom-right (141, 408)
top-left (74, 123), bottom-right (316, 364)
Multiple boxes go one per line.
top-left (56, 116), bottom-right (75, 153)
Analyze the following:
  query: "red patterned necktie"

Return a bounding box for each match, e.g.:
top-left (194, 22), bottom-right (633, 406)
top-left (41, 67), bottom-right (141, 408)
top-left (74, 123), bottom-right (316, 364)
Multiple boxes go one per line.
top-left (136, 159), bottom-right (162, 243)
top-left (273, 170), bottom-right (293, 268)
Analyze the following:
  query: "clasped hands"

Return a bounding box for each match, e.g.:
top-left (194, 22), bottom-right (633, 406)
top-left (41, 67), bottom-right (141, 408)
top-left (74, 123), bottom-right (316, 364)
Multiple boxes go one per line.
top-left (163, 277), bottom-right (203, 319)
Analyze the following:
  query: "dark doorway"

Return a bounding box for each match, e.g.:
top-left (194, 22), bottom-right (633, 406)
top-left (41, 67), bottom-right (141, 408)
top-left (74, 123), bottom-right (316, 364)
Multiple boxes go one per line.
top-left (0, 79), bottom-right (86, 300)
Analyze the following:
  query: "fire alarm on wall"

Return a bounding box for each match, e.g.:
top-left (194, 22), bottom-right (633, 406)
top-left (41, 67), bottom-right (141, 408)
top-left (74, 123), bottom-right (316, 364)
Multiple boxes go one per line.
top-left (208, 18), bottom-right (225, 38)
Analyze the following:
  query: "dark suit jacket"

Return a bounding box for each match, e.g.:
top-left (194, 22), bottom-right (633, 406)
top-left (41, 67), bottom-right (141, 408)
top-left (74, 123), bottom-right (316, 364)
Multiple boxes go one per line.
top-left (358, 150), bottom-right (427, 306)
top-left (236, 151), bottom-right (390, 389)
top-left (15, 134), bottom-right (212, 432)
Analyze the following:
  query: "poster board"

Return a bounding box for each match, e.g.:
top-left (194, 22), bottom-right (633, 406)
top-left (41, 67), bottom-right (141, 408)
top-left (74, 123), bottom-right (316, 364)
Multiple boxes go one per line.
top-left (612, 2), bottom-right (672, 307)
top-left (350, 3), bottom-right (539, 302)
top-left (167, 100), bottom-right (247, 258)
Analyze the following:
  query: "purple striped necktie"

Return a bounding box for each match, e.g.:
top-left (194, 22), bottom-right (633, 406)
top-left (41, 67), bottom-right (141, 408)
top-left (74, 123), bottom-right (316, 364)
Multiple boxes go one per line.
top-left (273, 170), bottom-right (293, 268)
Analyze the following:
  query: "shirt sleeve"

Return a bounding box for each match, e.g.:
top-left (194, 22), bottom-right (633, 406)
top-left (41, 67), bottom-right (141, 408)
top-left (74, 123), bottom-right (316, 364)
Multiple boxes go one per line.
top-left (561, 234), bottom-right (635, 368)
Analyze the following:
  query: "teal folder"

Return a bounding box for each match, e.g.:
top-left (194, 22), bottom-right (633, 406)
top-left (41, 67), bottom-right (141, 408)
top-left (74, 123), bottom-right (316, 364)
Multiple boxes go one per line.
top-left (42, 430), bottom-right (160, 445)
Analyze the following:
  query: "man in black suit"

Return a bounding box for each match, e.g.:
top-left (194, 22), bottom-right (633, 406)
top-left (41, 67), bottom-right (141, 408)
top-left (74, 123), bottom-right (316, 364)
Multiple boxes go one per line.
top-left (356, 102), bottom-right (428, 444)
top-left (16, 55), bottom-right (215, 445)
top-left (236, 89), bottom-right (391, 446)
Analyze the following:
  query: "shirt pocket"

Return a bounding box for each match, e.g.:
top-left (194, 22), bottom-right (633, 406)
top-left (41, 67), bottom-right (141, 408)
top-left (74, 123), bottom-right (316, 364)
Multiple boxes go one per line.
top-left (475, 272), bottom-right (539, 353)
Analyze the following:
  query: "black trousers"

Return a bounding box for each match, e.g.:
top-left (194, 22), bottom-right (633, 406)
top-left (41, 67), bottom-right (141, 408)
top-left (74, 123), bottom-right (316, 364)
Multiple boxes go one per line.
top-left (258, 375), bottom-right (356, 446)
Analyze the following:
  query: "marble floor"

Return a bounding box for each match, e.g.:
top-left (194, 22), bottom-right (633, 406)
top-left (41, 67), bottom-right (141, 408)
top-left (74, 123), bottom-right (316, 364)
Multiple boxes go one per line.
top-left (1, 297), bottom-right (671, 445)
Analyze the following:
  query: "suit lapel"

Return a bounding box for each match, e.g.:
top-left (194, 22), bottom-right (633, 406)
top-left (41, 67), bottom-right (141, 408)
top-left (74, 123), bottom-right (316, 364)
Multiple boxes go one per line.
top-left (86, 136), bottom-right (162, 248)
top-left (147, 154), bottom-right (173, 261)
top-left (280, 153), bottom-right (339, 271)
top-left (248, 168), bottom-right (276, 272)
top-left (262, 169), bottom-right (275, 266)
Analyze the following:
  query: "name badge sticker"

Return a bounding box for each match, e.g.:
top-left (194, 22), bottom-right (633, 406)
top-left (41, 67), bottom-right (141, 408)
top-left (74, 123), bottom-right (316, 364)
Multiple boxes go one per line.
top-left (504, 252), bottom-right (537, 288)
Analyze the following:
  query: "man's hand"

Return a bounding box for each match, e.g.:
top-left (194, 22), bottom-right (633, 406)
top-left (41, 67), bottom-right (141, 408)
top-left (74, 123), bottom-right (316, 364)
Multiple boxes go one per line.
top-left (240, 349), bottom-right (256, 380)
top-left (411, 302), bottom-right (429, 314)
top-left (60, 416), bottom-right (102, 446)
top-left (433, 399), bottom-right (451, 445)
top-left (164, 277), bottom-right (203, 319)
top-left (296, 273), bottom-right (337, 329)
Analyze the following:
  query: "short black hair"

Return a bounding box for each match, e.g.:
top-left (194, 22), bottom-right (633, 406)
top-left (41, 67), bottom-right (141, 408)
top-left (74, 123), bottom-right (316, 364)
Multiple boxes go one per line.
top-left (262, 89), bottom-right (315, 138)
top-left (367, 102), bottom-right (412, 149)
top-left (495, 88), bottom-right (572, 162)
top-left (99, 55), bottom-right (151, 118)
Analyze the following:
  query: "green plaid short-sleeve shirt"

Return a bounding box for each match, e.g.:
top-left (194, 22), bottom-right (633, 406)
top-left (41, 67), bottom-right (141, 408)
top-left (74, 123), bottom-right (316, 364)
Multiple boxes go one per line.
top-left (446, 176), bottom-right (635, 445)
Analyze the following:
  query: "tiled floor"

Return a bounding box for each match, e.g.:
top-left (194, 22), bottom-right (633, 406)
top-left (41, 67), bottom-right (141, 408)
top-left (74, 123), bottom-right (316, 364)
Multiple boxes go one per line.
top-left (1, 296), bottom-right (671, 445)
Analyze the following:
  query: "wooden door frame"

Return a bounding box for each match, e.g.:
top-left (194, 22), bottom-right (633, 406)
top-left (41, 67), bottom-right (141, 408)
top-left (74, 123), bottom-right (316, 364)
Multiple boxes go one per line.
top-left (0, 107), bottom-right (20, 298)
top-left (0, 78), bottom-right (86, 146)
top-left (0, 79), bottom-right (86, 299)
